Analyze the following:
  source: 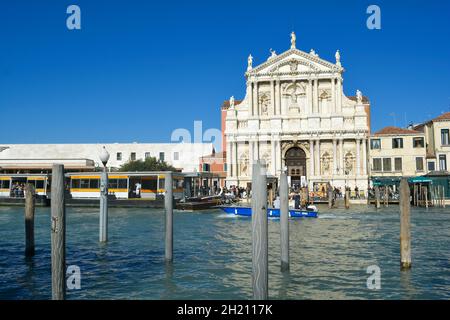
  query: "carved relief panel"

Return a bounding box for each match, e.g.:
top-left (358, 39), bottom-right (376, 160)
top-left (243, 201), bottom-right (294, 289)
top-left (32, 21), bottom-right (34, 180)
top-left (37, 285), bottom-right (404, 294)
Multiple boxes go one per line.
top-left (283, 82), bottom-right (307, 114)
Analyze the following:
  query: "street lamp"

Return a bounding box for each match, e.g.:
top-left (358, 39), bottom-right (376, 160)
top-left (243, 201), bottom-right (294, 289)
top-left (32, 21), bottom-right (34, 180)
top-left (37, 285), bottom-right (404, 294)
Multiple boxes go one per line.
top-left (99, 146), bottom-right (110, 242)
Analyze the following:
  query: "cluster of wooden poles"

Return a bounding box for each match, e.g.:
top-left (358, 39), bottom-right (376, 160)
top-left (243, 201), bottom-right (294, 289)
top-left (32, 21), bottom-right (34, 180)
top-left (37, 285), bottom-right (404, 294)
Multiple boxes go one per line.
top-left (412, 184), bottom-right (446, 208)
top-left (23, 164), bottom-right (175, 300)
top-left (22, 164), bottom-right (414, 300)
top-left (372, 186), bottom-right (391, 209)
top-left (24, 164), bottom-right (66, 299)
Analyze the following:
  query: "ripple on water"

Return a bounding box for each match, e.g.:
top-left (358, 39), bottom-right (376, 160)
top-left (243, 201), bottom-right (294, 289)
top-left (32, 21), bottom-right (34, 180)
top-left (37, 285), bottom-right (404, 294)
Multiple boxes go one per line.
top-left (0, 205), bottom-right (450, 299)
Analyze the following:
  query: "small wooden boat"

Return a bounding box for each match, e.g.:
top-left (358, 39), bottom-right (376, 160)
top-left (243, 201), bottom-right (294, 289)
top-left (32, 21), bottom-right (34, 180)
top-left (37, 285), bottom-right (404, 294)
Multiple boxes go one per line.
top-left (220, 206), bottom-right (318, 218)
top-left (176, 195), bottom-right (222, 211)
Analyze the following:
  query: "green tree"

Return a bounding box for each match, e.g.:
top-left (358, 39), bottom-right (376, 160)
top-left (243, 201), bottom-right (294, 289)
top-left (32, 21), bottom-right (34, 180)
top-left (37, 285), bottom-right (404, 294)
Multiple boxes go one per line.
top-left (118, 156), bottom-right (177, 172)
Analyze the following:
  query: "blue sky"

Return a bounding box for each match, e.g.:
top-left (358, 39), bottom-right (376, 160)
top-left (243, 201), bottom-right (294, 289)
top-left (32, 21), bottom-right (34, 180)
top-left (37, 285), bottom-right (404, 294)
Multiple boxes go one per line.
top-left (0, 0), bottom-right (449, 147)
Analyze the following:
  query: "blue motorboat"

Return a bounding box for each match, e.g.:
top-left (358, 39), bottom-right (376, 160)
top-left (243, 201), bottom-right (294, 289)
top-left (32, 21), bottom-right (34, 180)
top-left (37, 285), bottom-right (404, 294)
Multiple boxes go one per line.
top-left (220, 206), bottom-right (318, 218)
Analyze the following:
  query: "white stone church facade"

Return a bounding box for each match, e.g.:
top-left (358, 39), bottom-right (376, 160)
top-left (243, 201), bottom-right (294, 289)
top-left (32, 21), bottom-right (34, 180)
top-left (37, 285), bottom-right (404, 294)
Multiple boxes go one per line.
top-left (224, 33), bottom-right (370, 193)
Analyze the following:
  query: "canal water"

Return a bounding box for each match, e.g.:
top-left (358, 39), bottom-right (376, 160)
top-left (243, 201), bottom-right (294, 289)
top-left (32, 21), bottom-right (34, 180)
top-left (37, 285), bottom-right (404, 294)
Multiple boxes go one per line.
top-left (0, 205), bottom-right (449, 299)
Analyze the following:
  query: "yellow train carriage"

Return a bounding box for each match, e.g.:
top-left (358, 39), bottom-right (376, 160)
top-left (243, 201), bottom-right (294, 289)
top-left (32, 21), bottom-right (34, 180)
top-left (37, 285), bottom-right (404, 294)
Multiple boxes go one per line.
top-left (0, 175), bottom-right (49, 198)
top-left (27, 176), bottom-right (48, 196)
top-left (70, 175), bottom-right (129, 199)
top-left (0, 176), bottom-right (11, 197)
top-left (68, 172), bottom-right (185, 200)
top-left (129, 174), bottom-right (184, 199)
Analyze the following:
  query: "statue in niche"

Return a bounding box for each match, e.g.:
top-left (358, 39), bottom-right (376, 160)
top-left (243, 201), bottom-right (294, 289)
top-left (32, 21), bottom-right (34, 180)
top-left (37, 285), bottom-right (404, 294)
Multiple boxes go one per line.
top-left (240, 152), bottom-right (249, 176)
top-left (262, 153), bottom-right (271, 172)
top-left (259, 93), bottom-right (270, 115)
top-left (321, 152), bottom-right (331, 175)
top-left (344, 152), bottom-right (353, 174)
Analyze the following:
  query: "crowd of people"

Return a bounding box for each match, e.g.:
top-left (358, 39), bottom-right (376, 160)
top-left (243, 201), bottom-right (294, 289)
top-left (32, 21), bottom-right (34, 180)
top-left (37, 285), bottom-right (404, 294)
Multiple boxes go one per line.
top-left (10, 182), bottom-right (25, 198)
top-left (219, 183), bottom-right (368, 207)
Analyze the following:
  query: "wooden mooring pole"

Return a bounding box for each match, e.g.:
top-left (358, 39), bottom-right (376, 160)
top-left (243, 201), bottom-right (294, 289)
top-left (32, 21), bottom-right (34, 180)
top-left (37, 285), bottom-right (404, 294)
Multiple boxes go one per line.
top-left (400, 178), bottom-right (411, 270)
top-left (280, 171), bottom-right (289, 272)
top-left (51, 164), bottom-right (66, 300)
top-left (345, 190), bottom-right (350, 209)
top-left (424, 186), bottom-right (428, 209)
top-left (25, 183), bottom-right (35, 257)
top-left (374, 186), bottom-right (380, 209)
top-left (384, 187), bottom-right (388, 207)
top-left (327, 185), bottom-right (333, 209)
top-left (268, 188), bottom-right (274, 208)
top-left (165, 172), bottom-right (173, 263)
top-left (252, 160), bottom-right (268, 300)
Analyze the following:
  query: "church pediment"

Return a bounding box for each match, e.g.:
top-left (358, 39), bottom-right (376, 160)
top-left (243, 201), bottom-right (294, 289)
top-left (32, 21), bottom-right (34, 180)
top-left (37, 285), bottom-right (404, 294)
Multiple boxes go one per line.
top-left (247, 48), bottom-right (343, 77)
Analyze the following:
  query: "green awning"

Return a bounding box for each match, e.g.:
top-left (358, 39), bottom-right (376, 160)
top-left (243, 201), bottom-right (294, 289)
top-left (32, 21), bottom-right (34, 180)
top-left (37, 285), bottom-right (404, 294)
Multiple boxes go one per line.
top-left (372, 177), bottom-right (401, 186)
top-left (408, 176), bottom-right (432, 184)
top-left (372, 176), bottom-right (432, 186)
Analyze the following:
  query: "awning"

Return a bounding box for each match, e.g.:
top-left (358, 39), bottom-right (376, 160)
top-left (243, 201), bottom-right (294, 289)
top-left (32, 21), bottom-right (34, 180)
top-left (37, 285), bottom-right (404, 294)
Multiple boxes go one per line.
top-left (372, 177), bottom-right (401, 186)
top-left (408, 176), bottom-right (432, 183)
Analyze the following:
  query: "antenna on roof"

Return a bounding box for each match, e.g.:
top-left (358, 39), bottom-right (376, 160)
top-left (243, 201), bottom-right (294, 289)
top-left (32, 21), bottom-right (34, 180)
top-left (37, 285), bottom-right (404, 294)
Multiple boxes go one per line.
top-left (389, 112), bottom-right (397, 127)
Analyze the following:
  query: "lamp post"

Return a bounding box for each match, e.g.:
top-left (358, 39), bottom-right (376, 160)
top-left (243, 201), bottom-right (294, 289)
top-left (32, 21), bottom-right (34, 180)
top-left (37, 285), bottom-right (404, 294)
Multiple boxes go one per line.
top-left (99, 146), bottom-right (110, 243)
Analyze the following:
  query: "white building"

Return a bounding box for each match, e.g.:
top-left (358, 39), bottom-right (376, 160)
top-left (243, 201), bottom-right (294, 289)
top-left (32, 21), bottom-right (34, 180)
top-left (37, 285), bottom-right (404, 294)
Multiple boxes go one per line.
top-left (224, 33), bottom-right (371, 193)
top-left (0, 143), bottom-right (213, 173)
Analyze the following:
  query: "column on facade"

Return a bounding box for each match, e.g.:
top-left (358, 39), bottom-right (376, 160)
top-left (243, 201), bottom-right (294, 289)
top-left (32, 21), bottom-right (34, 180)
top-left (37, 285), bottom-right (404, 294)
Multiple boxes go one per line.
top-left (356, 138), bottom-right (361, 176)
top-left (315, 139), bottom-right (321, 176)
top-left (309, 139), bottom-right (315, 177)
top-left (362, 138), bottom-right (367, 175)
top-left (308, 79), bottom-right (313, 115)
top-left (248, 81), bottom-right (254, 116)
top-left (227, 140), bottom-right (232, 177)
top-left (276, 139), bottom-right (281, 174)
top-left (271, 139), bottom-right (276, 175)
top-left (233, 142), bottom-right (239, 177)
top-left (331, 78), bottom-right (336, 113)
top-left (333, 139), bottom-right (337, 174)
top-left (255, 140), bottom-right (260, 161)
top-left (270, 80), bottom-right (275, 116)
top-left (339, 138), bottom-right (344, 175)
top-left (253, 81), bottom-right (259, 116)
top-left (337, 78), bottom-right (342, 113)
top-left (277, 80), bottom-right (282, 115)
top-left (249, 140), bottom-right (254, 165)
top-left (314, 79), bottom-right (319, 113)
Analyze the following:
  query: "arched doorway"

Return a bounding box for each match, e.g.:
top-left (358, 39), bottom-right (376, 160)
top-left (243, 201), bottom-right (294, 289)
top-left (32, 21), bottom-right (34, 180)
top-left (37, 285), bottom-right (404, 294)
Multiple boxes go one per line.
top-left (285, 147), bottom-right (307, 188)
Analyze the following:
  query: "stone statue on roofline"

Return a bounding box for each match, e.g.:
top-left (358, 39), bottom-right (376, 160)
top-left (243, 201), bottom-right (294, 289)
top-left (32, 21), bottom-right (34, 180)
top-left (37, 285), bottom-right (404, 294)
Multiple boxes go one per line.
top-left (229, 96), bottom-right (235, 109)
top-left (356, 89), bottom-right (363, 104)
top-left (335, 50), bottom-right (341, 66)
top-left (269, 48), bottom-right (277, 59)
top-left (290, 31), bottom-right (296, 49)
top-left (247, 54), bottom-right (253, 71)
